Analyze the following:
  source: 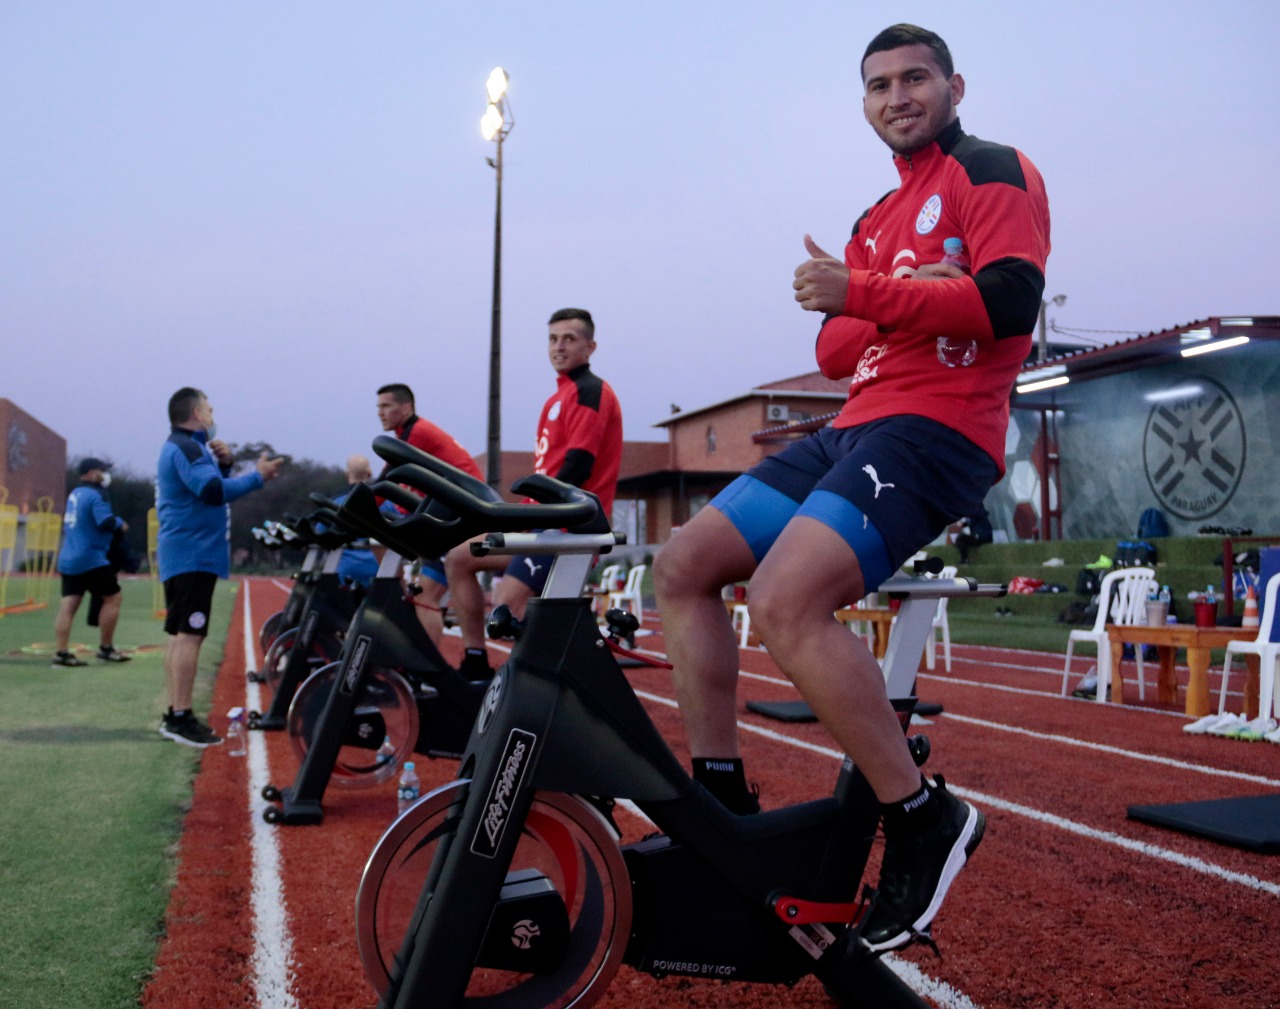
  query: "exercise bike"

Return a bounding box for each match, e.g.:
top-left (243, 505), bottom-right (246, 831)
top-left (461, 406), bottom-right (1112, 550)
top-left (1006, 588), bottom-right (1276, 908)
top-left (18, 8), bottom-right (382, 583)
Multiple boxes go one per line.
top-left (261, 454), bottom-right (574, 825)
top-left (249, 509), bottom-right (364, 730)
top-left (348, 440), bottom-right (1005, 1009)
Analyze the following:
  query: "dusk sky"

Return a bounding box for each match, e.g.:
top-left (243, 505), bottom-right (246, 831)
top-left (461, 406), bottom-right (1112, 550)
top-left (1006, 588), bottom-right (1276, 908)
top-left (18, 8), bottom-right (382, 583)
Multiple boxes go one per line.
top-left (3, 3), bottom-right (1275, 475)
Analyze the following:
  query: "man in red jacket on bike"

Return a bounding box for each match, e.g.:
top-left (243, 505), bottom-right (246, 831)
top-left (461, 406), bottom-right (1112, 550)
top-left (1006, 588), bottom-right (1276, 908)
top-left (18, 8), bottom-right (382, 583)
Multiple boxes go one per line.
top-left (655, 23), bottom-right (1050, 953)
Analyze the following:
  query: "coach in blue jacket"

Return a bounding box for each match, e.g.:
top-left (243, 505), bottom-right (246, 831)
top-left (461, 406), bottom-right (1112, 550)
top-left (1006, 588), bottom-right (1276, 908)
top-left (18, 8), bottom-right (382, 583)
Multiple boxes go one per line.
top-left (156, 387), bottom-right (283, 747)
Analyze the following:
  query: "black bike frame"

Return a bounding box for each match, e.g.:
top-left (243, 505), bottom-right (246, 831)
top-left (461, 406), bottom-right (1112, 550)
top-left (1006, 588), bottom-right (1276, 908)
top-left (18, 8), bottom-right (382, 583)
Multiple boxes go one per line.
top-left (271, 549), bottom-right (485, 825)
top-left (378, 540), bottom-right (950, 1009)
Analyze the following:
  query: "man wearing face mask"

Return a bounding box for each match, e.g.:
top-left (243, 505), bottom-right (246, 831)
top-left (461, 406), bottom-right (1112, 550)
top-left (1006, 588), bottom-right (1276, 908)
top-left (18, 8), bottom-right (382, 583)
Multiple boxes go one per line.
top-left (51, 458), bottom-right (131, 667)
top-left (156, 388), bottom-right (284, 747)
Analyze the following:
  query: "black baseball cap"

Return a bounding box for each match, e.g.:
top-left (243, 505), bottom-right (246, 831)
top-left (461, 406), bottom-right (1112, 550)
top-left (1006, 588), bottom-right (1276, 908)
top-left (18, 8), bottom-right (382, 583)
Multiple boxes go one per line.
top-left (78, 457), bottom-right (112, 475)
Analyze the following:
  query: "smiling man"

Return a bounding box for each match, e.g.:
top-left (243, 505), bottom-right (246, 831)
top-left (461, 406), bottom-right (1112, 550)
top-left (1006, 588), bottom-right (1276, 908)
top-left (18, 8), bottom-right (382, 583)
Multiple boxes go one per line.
top-left (445, 308), bottom-right (623, 678)
top-left (654, 24), bottom-right (1050, 953)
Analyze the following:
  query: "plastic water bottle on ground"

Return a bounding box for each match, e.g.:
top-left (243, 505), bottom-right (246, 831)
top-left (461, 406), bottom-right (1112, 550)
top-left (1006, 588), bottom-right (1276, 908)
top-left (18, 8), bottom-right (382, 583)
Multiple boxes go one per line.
top-left (1073, 664), bottom-right (1098, 698)
top-left (377, 735), bottom-right (395, 768)
top-left (226, 707), bottom-right (247, 757)
top-left (397, 761), bottom-right (420, 816)
top-left (935, 238), bottom-right (977, 367)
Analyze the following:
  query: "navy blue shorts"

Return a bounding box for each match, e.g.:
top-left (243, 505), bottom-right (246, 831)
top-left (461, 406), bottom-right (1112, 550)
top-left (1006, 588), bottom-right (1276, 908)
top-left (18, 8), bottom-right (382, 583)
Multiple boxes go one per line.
top-left (504, 553), bottom-right (553, 594)
top-left (711, 417), bottom-right (997, 590)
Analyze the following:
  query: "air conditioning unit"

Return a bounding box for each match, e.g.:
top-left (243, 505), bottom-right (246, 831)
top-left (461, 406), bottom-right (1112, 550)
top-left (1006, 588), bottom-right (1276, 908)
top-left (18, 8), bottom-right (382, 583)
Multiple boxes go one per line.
top-left (765, 404), bottom-right (790, 423)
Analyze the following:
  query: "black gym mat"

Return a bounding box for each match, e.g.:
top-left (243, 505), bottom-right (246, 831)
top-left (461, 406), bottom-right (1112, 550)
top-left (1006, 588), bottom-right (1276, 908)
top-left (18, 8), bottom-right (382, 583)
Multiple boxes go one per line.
top-left (1127, 793), bottom-right (1280, 854)
top-left (745, 700), bottom-right (817, 722)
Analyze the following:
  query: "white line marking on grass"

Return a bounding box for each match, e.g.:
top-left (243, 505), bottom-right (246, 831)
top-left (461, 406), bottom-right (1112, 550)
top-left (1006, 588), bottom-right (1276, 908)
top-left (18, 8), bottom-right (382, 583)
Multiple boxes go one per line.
top-left (242, 583), bottom-right (301, 1009)
top-left (631, 687), bottom-right (1280, 897)
top-left (610, 795), bottom-right (984, 1008)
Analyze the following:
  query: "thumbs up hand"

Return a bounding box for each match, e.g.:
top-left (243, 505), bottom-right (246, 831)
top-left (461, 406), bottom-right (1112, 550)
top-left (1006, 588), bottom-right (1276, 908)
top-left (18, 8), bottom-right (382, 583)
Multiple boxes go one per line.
top-left (793, 234), bottom-right (849, 313)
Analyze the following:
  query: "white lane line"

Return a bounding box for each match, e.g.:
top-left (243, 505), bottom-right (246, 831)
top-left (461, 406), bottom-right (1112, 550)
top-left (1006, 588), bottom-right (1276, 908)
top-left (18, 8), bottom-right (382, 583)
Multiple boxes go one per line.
top-left (957, 786), bottom-right (1280, 898)
top-left (611, 798), bottom-right (983, 1008)
top-left (630, 687), bottom-right (1280, 898)
top-left (941, 712), bottom-right (1280, 787)
top-left (270, 579), bottom-right (292, 594)
top-left (241, 583), bottom-right (301, 1009)
top-left (917, 673), bottom-right (1192, 719)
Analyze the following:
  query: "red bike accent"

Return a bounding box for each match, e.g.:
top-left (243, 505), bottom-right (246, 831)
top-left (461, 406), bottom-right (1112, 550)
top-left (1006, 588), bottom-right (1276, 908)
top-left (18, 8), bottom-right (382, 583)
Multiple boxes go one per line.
top-left (604, 638), bottom-right (673, 670)
top-left (772, 895), bottom-right (863, 926)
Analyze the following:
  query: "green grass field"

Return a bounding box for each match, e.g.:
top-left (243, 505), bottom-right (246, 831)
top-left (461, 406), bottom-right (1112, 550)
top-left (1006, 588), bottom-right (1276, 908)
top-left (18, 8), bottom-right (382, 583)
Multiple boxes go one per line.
top-left (0, 577), bottom-right (234, 1009)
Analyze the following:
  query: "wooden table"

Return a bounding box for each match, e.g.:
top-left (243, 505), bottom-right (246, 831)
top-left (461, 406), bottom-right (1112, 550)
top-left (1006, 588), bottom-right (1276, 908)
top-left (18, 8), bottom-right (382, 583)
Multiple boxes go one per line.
top-left (835, 606), bottom-right (896, 659)
top-left (1107, 623), bottom-right (1260, 717)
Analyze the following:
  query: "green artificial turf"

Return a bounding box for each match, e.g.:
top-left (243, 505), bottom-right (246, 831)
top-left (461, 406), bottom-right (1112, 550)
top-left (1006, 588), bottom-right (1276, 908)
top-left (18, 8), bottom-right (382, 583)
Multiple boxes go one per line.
top-left (0, 577), bottom-right (233, 1009)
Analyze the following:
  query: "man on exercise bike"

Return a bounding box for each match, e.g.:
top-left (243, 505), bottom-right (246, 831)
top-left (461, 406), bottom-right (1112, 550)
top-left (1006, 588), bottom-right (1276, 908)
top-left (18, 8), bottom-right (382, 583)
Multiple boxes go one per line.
top-left (653, 23), bottom-right (1050, 952)
top-left (376, 383), bottom-right (483, 647)
top-left (445, 307), bottom-right (623, 679)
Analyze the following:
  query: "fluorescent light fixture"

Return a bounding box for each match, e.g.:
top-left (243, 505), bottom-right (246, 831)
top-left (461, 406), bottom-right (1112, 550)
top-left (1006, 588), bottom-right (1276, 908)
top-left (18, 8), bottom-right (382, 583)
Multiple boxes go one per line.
top-left (1016, 375), bottom-right (1069, 394)
top-left (1016, 364), bottom-right (1067, 384)
top-left (1219, 317), bottom-right (1254, 326)
top-left (1181, 335), bottom-right (1250, 358)
top-left (1143, 384), bottom-right (1204, 403)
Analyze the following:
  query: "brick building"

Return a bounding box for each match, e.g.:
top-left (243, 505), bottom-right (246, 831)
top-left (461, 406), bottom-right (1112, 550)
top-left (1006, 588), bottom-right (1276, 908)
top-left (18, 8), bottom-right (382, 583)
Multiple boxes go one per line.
top-left (0, 398), bottom-right (66, 512)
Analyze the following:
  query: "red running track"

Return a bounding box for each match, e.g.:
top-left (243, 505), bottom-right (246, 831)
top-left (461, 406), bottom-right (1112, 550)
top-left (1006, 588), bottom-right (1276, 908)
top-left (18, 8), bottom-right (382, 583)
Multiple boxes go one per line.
top-left (141, 577), bottom-right (1280, 1009)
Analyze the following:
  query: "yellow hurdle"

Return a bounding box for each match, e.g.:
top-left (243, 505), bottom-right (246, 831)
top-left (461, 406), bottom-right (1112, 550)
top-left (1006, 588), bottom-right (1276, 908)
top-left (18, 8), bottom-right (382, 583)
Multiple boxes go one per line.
top-left (27, 497), bottom-right (61, 608)
top-left (148, 507), bottom-right (164, 618)
top-left (0, 487), bottom-right (16, 614)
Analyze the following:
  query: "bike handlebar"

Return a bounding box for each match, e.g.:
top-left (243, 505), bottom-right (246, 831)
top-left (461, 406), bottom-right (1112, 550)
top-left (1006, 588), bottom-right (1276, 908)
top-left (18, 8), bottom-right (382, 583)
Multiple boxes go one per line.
top-left (332, 435), bottom-right (610, 562)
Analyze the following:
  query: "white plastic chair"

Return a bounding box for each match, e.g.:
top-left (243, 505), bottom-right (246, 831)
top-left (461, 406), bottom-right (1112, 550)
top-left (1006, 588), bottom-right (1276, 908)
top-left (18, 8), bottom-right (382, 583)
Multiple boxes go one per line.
top-left (731, 602), bottom-right (753, 648)
top-left (1060, 567), bottom-right (1156, 702)
top-left (591, 564), bottom-right (622, 617)
top-left (925, 565), bottom-right (957, 672)
top-left (1217, 572), bottom-right (1280, 719)
top-left (606, 564), bottom-right (647, 624)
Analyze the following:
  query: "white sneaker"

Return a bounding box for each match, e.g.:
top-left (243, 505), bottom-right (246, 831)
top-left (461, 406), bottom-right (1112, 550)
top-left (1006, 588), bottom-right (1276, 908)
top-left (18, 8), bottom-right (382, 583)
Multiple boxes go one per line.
top-left (1228, 716), bottom-right (1278, 741)
top-left (1264, 724), bottom-right (1280, 744)
top-left (1205, 713), bottom-right (1247, 736)
top-left (1182, 713), bottom-right (1222, 734)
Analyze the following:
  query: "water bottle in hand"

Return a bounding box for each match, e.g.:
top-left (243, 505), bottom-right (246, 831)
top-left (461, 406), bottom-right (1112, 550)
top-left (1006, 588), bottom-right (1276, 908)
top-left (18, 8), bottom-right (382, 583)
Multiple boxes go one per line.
top-left (935, 238), bottom-right (978, 367)
top-left (397, 761), bottom-right (420, 816)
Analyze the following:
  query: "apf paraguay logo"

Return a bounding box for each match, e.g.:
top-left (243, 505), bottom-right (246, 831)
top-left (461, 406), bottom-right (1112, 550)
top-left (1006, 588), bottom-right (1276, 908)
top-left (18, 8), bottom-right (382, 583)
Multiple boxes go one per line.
top-left (1142, 377), bottom-right (1245, 521)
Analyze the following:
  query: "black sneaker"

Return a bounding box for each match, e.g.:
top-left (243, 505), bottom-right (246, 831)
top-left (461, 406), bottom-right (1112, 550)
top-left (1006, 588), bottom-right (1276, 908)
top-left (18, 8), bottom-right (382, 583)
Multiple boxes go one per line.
top-left (159, 711), bottom-right (223, 748)
top-left (51, 651), bottom-right (88, 668)
top-left (97, 645), bottom-right (131, 663)
top-left (459, 650), bottom-right (493, 681)
top-left (860, 778), bottom-right (985, 952)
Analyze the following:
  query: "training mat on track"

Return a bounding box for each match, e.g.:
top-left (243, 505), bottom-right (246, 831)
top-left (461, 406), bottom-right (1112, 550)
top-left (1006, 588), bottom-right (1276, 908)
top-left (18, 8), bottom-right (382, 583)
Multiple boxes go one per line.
top-left (745, 699), bottom-right (817, 722)
top-left (1127, 793), bottom-right (1280, 854)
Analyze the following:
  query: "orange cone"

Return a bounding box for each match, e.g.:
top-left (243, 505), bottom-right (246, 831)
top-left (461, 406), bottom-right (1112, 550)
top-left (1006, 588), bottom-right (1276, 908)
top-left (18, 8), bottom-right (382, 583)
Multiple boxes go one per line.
top-left (1242, 584), bottom-right (1260, 628)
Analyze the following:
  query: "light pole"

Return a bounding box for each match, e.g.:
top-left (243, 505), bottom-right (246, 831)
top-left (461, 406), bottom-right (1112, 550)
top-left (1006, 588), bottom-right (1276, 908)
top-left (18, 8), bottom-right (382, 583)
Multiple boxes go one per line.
top-left (1037, 293), bottom-right (1067, 363)
top-left (481, 67), bottom-right (512, 492)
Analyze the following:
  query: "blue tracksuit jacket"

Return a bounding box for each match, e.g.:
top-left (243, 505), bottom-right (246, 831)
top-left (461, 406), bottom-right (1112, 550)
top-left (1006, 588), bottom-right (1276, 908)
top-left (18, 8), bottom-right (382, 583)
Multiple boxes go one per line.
top-left (57, 484), bottom-right (124, 575)
top-left (156, 428), bottom-right (264, 580)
